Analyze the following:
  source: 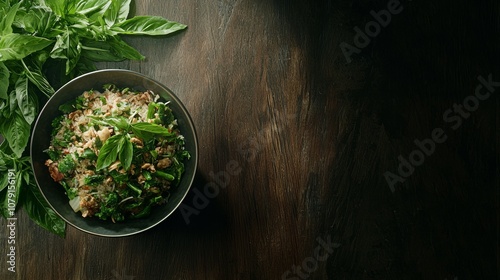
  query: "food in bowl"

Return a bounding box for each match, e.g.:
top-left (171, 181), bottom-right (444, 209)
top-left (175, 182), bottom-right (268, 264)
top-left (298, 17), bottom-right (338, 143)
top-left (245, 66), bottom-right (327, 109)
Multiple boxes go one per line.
top-left (44, 84), bottom-right (190, 222)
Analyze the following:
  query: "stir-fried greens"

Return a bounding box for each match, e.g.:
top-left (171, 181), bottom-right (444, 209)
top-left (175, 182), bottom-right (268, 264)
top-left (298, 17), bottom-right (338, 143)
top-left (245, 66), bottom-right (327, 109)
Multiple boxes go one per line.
top-left (45, 85), bottom-right (190, 222)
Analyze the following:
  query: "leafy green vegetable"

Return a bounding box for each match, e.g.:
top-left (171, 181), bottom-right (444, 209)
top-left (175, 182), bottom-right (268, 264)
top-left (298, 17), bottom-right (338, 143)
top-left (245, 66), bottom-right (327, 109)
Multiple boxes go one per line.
top-left (1, 111), bottom-right (31, 158)
top-left (0, 62), bottom-right (9, 99)
top-left (59, 101), bottom-right (77, 114)
top-left (22, 60), bottom-right (55, 97)
top-left (0, 2), bottom-right (19, 36)
top-left (0, 154), bottom-right (64, 237)
top-left (0, 33), bottom-right (53, 61)
top-left (104, 0), bottom-right (131, 27)
top-left (84, 175), bottom-right (105, 186)
top-left (58, 154), bottom-right (76, 174)
top-left (131, 203), bottom-right (152, 219)
top-left (126, 183), bottom-right (142, 197)
top-left (95, 192), bottom-right (123, 221)
top-left (50, 28), bottom-right (82, 74)
top-left (119, 136), bottom-right (133, 171)
top-left (0, 0), bottom-right (187, 237)
top-left (81, 148), bottom-right (97, 160)
top-left (89, 116), bottom-right (129, 130)
top-left (0, 170), bottom-right (21, 218)
top-left (131, 122), bottom-right (174, 141)
top-left (95, 134), bottom-right (123, 171)
top-left (155, 171), bottom-right (175, 181)
top-left (21, 181), bottom-right (66, 237)
top-left (15, 74), bottom-right (38, 124)
top-left (114, 16), bottom-right (187, 36)
top-left (92, 115), bottom-right (177, 171)
top-left (73, 0), bottom-right (111, 20)
top-left (82, 36), bottom-right (145, 62)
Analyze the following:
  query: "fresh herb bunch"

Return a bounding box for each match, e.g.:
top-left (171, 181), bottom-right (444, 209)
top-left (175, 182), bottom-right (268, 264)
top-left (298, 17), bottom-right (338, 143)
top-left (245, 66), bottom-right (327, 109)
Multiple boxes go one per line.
top-left (0, 0), bottom-right (186, 236)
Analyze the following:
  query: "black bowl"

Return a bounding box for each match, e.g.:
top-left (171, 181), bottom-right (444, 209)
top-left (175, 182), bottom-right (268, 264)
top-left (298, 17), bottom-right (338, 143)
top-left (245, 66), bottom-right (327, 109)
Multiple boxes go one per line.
top-left (31, 69), bottom-right (198, 237)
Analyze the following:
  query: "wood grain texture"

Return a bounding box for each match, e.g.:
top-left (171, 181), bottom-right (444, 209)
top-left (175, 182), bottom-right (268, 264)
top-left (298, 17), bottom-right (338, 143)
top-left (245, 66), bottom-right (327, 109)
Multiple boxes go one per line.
top-left (0, 0), bottom-right (497, 279)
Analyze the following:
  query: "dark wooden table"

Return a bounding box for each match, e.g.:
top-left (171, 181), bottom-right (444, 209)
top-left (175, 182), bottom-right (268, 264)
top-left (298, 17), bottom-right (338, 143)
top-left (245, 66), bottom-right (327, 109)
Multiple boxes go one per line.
top-left (1, 0), bottom-right (498, 279)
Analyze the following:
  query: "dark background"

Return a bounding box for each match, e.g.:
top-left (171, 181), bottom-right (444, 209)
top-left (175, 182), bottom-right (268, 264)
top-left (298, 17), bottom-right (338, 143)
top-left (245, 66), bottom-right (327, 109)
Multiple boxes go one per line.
top-left (1, 0), bottom-right (498, 279)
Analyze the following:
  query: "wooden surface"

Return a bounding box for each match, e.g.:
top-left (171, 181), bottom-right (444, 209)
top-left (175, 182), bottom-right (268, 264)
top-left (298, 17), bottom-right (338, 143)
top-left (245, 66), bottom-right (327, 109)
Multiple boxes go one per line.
top-left (1, 0), bottom-right (498, 279)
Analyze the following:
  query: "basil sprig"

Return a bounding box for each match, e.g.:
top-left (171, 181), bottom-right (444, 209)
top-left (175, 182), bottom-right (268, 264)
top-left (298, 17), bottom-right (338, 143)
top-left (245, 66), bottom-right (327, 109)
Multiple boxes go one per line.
top-left (93, 116), bottom-right (174, 171)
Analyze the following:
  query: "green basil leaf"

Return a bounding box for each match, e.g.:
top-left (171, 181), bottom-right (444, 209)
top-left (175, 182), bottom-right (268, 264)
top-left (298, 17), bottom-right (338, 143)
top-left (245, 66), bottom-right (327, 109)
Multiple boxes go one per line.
top-left (32, 50), bottom-right (51, 69)
top-left (81, 36), bottom-right (144, 62)
top-left (50, 29), bottom-right (82, 74)
top-left (21, 181), bottom-right (66, 237)
top-left (28, 90), bottom-right (39, 121)
top-left (114, 16), bottom-right (187, 36)
top-left (64, 13), bottom-right (91, 32)
top-left (119, 136), bottom-right (133, 170)
top-left (0, 102), bottom-right (7, 118)
top-left (73, 0), bottom-right (111, 22)
top-left (58, 99), bottom-right (77, 113)
top-left (104, 0), bottom-right (131, 27)
top-left (0, 167), bottom-right (11, 193)
top-left (13, 171), bottom-right (22, 210)
top-left (13, 9), bottom-right (30, 30)
top-left (0, 137), bottom-right (12, 154)
top-left (0, 107), bottom-right (7, 124)
top-left (131, 122), bottom-right (172, 135)
top-left (3, 111), bottom-right (30, 158)
top-left (81, 148), bottom-right (97, 160)
top-left (96, 134), bottom-right (122, 170)
top-left (116, 133), bottom-right (125, 151)
top-left (50, 33), bottom-right (70, 58)
top-left (107, 116), bottom-right (130, 130)
top-left (23, 66), bottom-right (55, 97)
top-left (15, 7), bottom-right (59, 38)
top-left (0, 2), bottom-right (8, 11)
top-left (8, 90), bottom-right (17, 114)
top-left (0, 170), bottom-right (22, 218)
top-left (88, 116), bottom-right (129, 130)
top-left (131, 122), bottom-right (173, 141)
top-left (0, 175), bottom-right (7, 193)
top-left (0, 2), bottom-right (20, 36)
top-left (0, 61), bottom-right (9, 99)
top-left (43, 0), bottom-right (67, 18)
top-left (0, 34), bottom-right (53, 61)
top-left (22, 169), bottom-right (30, 185)
top-left (15, 75), bottom-right (37, 124)
top-left (0, 151), bottom-right (9, 172)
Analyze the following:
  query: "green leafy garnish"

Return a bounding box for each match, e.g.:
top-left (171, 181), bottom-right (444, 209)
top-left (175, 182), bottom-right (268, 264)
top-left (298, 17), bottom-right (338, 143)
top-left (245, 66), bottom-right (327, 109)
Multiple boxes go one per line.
top-left (130, 122), bottom-right (174, 141)
top-left (95, 134), bottom-right (123, 171)
top-left (58, 154), bottom-right (76, 174)
top-left (94, 117), bottom-right (175, 171)
top-left (83, 175), bottom-right (105, 186)
top-left (94, 192), bottom-right (124, 222)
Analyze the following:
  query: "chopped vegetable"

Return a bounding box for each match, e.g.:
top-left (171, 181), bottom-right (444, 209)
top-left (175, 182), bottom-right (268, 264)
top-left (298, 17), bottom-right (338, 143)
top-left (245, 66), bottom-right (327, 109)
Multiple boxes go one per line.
top-left (58, 154), bottom-right (76, 174)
